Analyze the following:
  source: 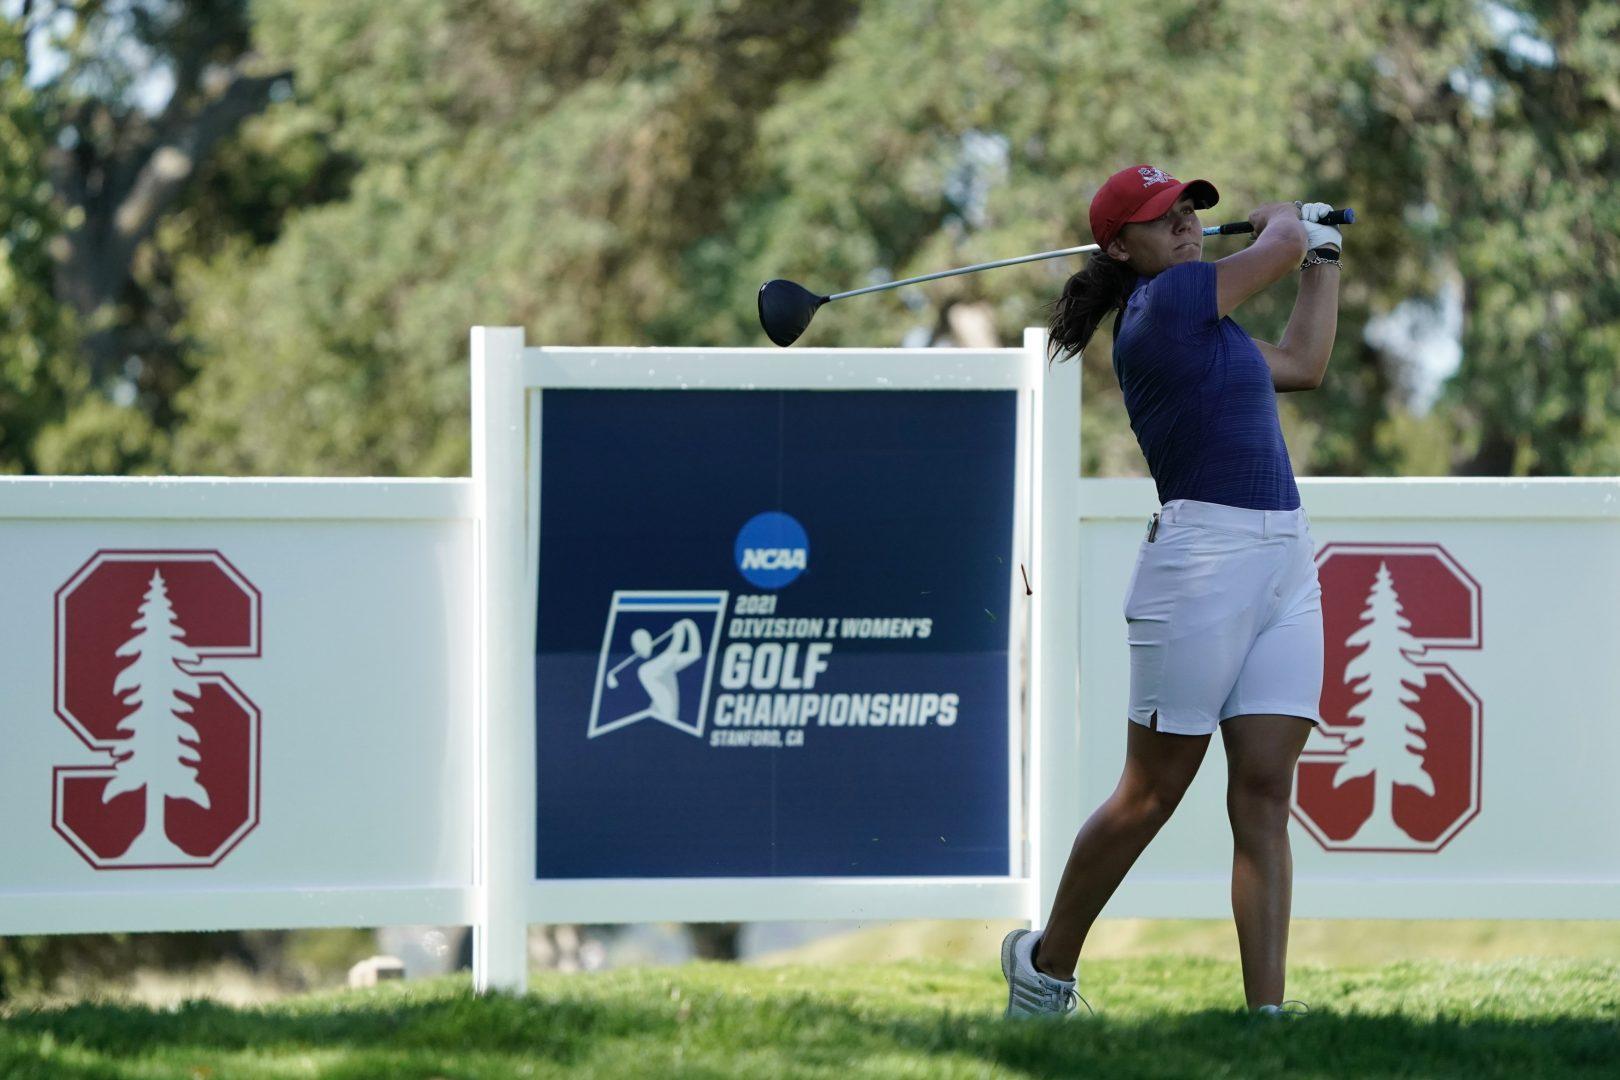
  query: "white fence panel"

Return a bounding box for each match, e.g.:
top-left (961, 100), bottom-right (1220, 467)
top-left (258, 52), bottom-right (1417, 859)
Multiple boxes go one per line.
top-left (1, 332), bottom-right (1615, 1002)
top-left (0, 479), bottom-right (478, 935)
top-left (1077, 477), bottom-right (1620, 919)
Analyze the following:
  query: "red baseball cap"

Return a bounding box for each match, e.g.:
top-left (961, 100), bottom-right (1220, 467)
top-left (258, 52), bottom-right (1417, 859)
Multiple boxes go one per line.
top-left (1088, 165), bottom-right (1219, 251)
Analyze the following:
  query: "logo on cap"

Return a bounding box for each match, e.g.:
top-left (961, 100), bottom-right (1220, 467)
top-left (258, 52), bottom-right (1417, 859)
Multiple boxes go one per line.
top-left (1137, 166), bottom-right (1173, 188)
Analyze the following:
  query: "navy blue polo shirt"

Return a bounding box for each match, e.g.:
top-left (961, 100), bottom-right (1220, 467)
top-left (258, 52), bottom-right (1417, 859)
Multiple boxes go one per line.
top-left (1111, 259), bottom-right (1300, 511)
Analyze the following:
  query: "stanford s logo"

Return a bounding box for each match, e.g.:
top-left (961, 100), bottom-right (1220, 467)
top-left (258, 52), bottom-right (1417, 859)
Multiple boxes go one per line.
top-left (53, 551), bottom-right (262, 869)
top-left (1293, 544), bottom-right (1482, 853)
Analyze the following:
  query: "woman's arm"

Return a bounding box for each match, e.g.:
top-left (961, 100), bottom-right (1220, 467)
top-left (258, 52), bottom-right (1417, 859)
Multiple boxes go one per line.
top-left (1214, 203), bottom-right (1309, 318)
top-left (1255, 261), bottom-right (1341, 391)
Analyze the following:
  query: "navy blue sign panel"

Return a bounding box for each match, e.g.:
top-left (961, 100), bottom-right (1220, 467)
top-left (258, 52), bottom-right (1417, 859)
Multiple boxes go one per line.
top-left (536, 389), bottom-right (1017, 878)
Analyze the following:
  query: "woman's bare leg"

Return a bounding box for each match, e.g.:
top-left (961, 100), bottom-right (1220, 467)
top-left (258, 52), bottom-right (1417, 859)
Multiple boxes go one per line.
top-left (1221, 713), bottom-right (1314, 1007)
top-left (1033, 721), bottom-right (1211, 980)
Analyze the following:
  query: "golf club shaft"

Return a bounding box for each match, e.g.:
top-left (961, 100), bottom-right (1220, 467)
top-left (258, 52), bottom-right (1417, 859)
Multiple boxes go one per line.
top-left (827, 243), bottom-right (1104, 301)
top-left (825, 210), bottom-right (1352, 303)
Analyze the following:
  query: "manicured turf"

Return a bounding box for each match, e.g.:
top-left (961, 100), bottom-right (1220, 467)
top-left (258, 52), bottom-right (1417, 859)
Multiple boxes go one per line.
top-left (763, 916), bottom-right (1620, 968)
top-left (3, 955), bottom-right (1617, 1078)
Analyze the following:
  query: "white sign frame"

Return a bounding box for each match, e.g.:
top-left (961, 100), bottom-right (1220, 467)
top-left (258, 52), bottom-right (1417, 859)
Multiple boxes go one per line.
top-left (471, 327), bottom-right (1081, 991)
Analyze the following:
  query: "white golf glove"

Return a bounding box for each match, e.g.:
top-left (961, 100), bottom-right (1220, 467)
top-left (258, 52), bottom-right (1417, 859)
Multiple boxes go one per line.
top-left (1298, 202), bottom-right (1342, 251)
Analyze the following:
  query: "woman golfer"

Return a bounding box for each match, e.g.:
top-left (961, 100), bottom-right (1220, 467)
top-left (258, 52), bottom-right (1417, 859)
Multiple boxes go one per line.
top-left (1002, 164), bottom-right (1342, 1018)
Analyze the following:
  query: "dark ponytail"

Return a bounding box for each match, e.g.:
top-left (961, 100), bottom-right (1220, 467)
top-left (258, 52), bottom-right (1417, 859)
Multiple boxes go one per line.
top-left (1046, 253), bottom-right (1136, 362)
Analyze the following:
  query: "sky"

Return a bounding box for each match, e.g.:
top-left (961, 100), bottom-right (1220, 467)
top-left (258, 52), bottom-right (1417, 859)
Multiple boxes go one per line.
top-left (10, 0), bottom-right (177, 113)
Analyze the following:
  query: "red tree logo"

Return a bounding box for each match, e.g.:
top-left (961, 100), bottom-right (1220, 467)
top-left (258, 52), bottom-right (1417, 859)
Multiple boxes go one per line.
top-left (1293, 544), bottom-right (1482, 853)
top-left (53, 551), bottom-right (261, 869)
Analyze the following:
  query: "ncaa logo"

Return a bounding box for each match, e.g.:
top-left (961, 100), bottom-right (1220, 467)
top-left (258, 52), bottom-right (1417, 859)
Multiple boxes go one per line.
top-left (53, 550), bottom-right (261, 869)
top-left (735, 511), bottom-right (809, 589)
top-left (1292, 544), bottom-right (1482, 853)
top-left (588, 591), bottom-right (728, 739)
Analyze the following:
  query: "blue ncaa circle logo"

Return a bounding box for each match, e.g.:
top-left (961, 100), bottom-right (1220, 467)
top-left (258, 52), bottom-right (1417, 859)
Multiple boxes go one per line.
top-left (734, 511), bottom-right (809, 589)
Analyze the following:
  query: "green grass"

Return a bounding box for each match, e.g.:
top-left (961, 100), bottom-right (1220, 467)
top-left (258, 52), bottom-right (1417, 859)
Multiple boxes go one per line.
top-left (3, 955), bottom-right (1617, 1078)
top-left (763, 917), bottom-right (1620, 968)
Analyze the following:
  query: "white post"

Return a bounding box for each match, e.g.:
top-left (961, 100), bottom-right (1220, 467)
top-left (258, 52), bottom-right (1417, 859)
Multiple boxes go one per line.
top-left (471, 326), bottom-right (533, 993)
top-left (1025, 327), bottom-right (1082, 925)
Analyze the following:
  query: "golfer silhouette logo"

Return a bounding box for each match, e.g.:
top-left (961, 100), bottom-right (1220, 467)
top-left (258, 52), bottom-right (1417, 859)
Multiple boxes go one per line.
top-left (587, 591), bottom-right (728, 739)
top-left (612, 621), bottom-right (701, 721)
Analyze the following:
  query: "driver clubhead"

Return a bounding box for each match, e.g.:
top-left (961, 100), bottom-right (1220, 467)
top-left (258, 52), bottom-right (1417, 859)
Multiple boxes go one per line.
top-left (758, 279), bottom-right (828, 347)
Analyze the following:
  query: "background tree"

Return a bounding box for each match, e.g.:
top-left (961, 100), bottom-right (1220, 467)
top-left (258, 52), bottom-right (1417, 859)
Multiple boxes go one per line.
top-left (170, 0), bottom-right (858, 476)
top-left (0, 13), bottom-right (77, 472)
top-left (34, 0), bottom-right (285, 367)
top-left (687, 0), bottom-right (1393, 475)
top-left (8, 1), bottom-right (1617, 478)
top-left (1399, 1), bottom-right (1620, 475)
top-left (166, 0), bottom-right (1592, 480)
top-left (6, 0), bottom-right (336, 473)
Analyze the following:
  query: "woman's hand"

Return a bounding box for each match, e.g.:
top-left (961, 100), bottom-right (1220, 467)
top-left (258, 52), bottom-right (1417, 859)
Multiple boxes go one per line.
top-left (1298, 202), bottom-right (1342, 252)
top-left (1248, 202), bottom-right (1304, 235)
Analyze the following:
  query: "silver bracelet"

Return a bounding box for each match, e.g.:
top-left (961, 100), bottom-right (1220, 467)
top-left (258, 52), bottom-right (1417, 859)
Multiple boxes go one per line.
top-left (1301, 247), bottom-right (1342, 271)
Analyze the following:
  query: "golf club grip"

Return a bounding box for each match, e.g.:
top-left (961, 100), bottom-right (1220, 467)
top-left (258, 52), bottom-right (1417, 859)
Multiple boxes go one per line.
top-left (1214, 208), bottom-right (1356, 235)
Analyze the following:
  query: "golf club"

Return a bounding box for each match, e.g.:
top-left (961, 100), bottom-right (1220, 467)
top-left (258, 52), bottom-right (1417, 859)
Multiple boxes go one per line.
top-left (758, 209), bottom-right (1355, 347)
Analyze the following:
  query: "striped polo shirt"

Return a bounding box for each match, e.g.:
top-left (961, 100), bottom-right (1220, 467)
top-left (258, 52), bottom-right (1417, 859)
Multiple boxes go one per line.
top-left (1111, 259), bottom-right (1300, 511)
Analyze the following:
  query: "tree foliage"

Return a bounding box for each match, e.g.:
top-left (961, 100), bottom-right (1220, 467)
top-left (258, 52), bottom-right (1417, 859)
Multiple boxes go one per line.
top-left (1401, 0), bottom-right (1620, 474)
top-left (3, 0), bottom-right (315, 473)
top-left (4, 1), bottom-right (1617, 478)
top-left (4, 0), bottom-right (1616, 478)
top-left (0, 15), bottom-right (77, 472)
top-left (171, 0), bottom-right (857, 475)
top-left (157, 0), bottom-right (1620, 478)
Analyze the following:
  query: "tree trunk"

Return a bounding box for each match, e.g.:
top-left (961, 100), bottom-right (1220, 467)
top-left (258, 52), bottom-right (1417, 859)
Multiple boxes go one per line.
top-left (46, 60), bottom-right (289, 385)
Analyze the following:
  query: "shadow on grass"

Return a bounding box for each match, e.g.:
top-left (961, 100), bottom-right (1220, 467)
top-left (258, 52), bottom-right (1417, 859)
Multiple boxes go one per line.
top-left (1, 982), bottom-right (1617, 1079)
top-left (919, 1009), bottom-right (1620, 1078)
top-left (0, 989), bottom-right (619, 1065)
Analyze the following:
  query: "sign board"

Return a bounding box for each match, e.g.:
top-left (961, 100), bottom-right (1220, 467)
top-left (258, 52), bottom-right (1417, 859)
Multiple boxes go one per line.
top-left (468, 328), bottom-right (1080, 981)
top-left (533, 389), bottom-right (1019, 879)
top-left (0, 481), bottom-right (478, 935)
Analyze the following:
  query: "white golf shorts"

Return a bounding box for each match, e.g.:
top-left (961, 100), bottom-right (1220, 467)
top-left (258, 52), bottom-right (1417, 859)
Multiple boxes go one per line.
top-left (1122, 498), bottom-right (1323, 737)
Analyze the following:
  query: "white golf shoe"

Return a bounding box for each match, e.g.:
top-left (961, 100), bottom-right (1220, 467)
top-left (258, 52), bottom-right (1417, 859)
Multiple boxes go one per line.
top-left (1000, 929), bottom-right (1088, 1019)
